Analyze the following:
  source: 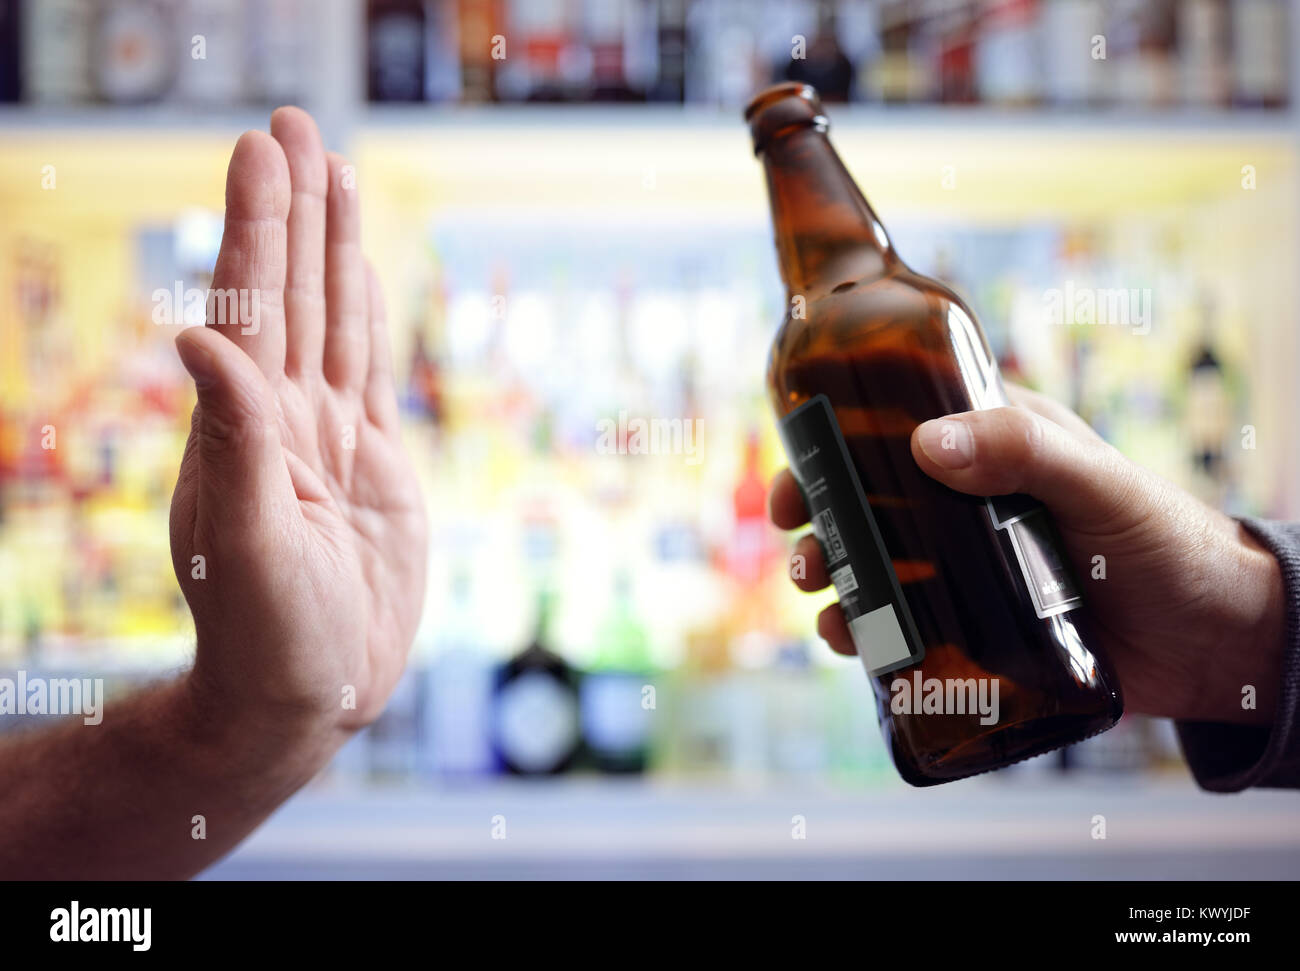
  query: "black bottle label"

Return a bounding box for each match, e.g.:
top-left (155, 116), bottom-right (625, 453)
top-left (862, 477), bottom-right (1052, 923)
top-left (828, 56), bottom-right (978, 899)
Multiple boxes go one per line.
top-left (779, 394), bottom-right (926, 677)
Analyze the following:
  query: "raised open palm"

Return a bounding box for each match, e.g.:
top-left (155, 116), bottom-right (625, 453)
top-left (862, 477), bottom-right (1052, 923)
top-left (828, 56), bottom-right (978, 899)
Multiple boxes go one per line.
top-left (169, 108), bottom-right (427, 735)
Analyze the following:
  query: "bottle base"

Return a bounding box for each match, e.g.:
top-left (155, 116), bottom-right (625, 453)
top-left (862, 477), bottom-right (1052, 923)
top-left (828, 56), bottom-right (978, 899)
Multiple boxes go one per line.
top-left (892, 706), bottom-right (1123, 787)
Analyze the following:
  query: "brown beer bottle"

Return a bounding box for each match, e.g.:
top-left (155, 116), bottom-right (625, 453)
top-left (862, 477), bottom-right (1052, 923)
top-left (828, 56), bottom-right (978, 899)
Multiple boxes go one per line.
top-left (746, 83), bottom-right (1122, 785)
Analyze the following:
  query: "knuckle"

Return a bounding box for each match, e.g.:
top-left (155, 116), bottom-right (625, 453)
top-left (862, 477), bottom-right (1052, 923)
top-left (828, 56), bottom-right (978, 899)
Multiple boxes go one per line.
top-left (998, 405), bottom-right (1045, 461)
top-left (972, 407), bottom-right (1043, 491)
top-left (1094, 443), bottom-right (1156, 529)
top-left (201, 400), bottom-right (274, 456)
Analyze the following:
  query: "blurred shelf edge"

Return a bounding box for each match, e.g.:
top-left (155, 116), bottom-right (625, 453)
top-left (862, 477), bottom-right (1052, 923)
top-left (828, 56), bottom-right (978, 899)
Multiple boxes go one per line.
top-left (202, 776), bottom-right (1300, 876)
top-left (363, 103), bottom-right (1300, 141)
top-left (1, 103), bottom-right (1298, 143)
top-left (0, 103), bottom-right (293, 134)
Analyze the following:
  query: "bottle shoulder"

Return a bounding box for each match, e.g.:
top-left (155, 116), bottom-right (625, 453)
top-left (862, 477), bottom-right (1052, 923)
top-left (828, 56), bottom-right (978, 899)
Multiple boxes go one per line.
top-left (772, 267), bottom-right (973, 353)
top-left (767, 268), bottom-right (992, 415)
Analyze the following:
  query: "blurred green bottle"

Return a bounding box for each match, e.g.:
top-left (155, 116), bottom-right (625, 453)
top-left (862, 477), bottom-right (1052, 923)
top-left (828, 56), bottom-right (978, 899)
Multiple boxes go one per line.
top-left (581, 572), bottom-right (655, 774)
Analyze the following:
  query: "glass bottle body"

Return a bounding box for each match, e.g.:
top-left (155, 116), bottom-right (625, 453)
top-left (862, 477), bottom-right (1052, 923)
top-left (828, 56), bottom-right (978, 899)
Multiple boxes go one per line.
top-left (768, 267), bottom-right (1122, 784)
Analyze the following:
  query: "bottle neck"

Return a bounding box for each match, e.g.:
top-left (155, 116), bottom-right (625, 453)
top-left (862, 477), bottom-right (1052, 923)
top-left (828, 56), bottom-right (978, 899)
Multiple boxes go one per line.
top-left (530, 593), bottom-right (554, 648)
top-left (759, 125), bottom-right (896, 298)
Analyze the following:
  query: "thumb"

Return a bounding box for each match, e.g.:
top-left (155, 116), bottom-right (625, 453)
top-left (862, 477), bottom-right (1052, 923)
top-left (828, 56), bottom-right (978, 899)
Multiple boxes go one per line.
top-left (910, 406), bottom-right (1152, 534)
top-left (175, 327), bottom-right (287, 531)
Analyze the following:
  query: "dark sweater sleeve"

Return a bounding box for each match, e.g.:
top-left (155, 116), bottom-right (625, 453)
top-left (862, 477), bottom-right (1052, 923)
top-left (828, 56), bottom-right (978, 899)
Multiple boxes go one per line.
top-left (1175, 517), bottom-right (1300, 792)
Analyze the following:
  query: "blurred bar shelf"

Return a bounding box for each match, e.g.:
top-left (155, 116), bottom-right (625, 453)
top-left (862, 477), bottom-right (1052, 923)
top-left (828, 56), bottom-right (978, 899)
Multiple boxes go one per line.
top-left (360, 103), bottom-right (1300, 139)
top-left (0, 104), bottom-right (289, 133)
top-left (202, 776), bottom-right (1300, 880)
top-left (2, 103), bottom-right (1297, 140)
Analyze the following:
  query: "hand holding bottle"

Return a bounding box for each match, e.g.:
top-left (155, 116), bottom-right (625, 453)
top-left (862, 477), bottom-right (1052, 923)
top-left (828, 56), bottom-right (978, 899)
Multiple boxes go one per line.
top-left (770, 384), bottom-right (1285, 727)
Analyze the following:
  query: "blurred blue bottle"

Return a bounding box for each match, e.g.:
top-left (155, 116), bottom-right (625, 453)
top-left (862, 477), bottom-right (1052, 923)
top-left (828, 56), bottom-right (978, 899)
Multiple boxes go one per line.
top-left (422, 569), bottom-right (496, 779)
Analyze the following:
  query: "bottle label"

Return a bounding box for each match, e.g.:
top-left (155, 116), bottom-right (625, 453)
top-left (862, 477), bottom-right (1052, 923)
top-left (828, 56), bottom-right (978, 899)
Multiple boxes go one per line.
top-left (986, 495), bottom-right (1083, 618)
top-left (580, 673), bottom-right (652, 754)
top-left (779, 394), bottom-right (926, 677)
top-left (494, 672), bottom-right (580, 773)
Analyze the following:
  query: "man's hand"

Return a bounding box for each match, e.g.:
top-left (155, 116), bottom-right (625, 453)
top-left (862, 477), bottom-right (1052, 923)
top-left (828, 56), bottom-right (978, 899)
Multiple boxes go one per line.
top-left (770, 385), bottom-right (1285, 727)
top-left (0, 109), bottom-right (427, 880)
top-left (171, 108), bottom-right (427, 737)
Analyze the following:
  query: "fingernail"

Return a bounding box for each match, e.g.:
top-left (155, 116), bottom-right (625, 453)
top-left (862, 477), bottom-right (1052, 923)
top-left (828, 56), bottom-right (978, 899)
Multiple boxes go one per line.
top-left (175, 331), bottom-right (217, 389)
top-left (917, 418), bottom-right (973, 469)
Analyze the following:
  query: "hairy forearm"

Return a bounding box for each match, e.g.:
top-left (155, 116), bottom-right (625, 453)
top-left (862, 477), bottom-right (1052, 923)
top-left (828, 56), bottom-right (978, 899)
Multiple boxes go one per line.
top-left (0, 671), bottom-right (344, 880)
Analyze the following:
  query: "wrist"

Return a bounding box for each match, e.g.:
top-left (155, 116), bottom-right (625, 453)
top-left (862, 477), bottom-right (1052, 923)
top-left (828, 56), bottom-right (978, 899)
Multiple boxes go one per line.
top-left (1193, 520), bottom-right (1285, 725)
top-left (1237, 524), bottom-right (1287, 720)
top-left (174, 659), bottom-right (347, 792)
top-left (187, 619), bottom-right (365, 735)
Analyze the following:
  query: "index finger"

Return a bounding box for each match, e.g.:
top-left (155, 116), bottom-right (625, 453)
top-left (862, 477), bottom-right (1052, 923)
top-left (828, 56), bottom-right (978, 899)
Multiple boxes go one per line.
top-left (208, 130), bottom-right (289, 375)
top-left (768, 468), bottom-right (810, 530)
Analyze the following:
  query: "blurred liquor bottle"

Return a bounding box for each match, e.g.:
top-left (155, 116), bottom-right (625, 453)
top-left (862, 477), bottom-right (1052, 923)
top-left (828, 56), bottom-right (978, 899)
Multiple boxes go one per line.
top-left (406, 266), bottom-right (449, 427)
top-left (675, 636), bottom-right (771, 780)
top-left (1042, 0), bottom-right (1106, 106)
top-left (0, 406), bottom-right (17, 492)
top-left (1179, 0), bottom-right (1231, 109)
top-left (15, 242), bottom-right (64, 392)
top-left (61, 500), bottom-right (90, 640)
top-left (497, 0), bottom-right (576, 102)
top-left (406, 331), bottom-right (445, 426)
top-left (491, 589), bottom-right (582, 775)
top-left (1231, 0), bottom-right (1289, 108)
top-left (0, 0), bottom-right (20, 102)
top-left (1184, 294), bottom-right (1232, 507)
top-left (1107, 0), bottom-right (1178, 108)
top-left (173, 0), bottom-right (245, 105)
top-left (425, 0), bottom-right (464, 102)
top-left (648, 0), bottom-right (688, 102)
top-left (718, 427), bottom-right (786, 666)
top-left (460, 0), bottom-right (504, 102)
top-left (246, 0), bottom-right (306, 106)
top-left (975, 0), bottom-right (1042, 107)
top-left (685, 0), bottom-right (758, 107)
top-left (936, 0), bottom-right (977, 104)
top-left (422, 568), bottom-right (497, 778)
top-left (1140, 0), bottom-right (1179, 108)
top-left (724, 428), bottom-right (775, 588)
top-left (587, 0), bottom-right (635, 101)
top-left (663, 613), bottom-right (733, 776)
top-left (23, 0), bottom-right (93, 103)
top-left (93, 0), bottom-right (177, 104)
top-left (763, 639), bottom-right (829, 777)
top-left (367, 666), bottom-right (422, 779)
top-left (781, 1), bottom-right (854, 104)
top-left (580, 571), bottom-right (655, 773)
top-left (872, 0), bottom-right (926, 103)
top-left (1054, 227), bottom-right (1102, 428)
top-left (368, 0), bottom-right (428, 102)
